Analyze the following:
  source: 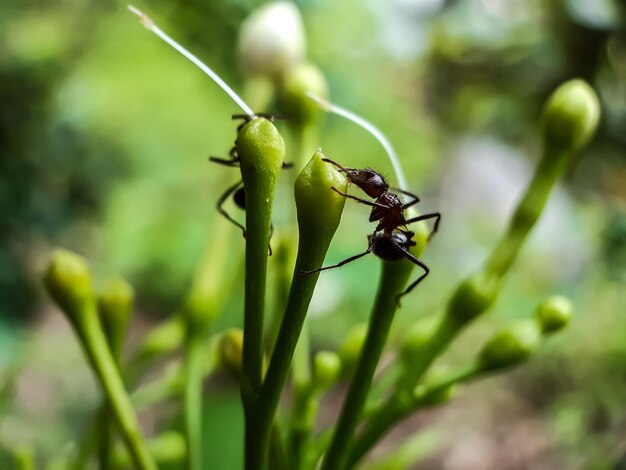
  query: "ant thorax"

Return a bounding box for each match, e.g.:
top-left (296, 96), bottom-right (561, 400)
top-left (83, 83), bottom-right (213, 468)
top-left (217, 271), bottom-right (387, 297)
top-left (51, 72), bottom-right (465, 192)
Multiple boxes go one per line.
top-left (370, 192), bottom-right (405, 226)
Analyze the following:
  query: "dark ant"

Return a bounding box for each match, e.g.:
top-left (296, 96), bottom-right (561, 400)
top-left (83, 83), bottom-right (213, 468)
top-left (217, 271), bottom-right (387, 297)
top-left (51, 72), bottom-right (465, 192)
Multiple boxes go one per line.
top-left (302, 159), bottom-right (441, 304)
top-left (303, 230), bottom-right (429, 304)
top-left (210, 113), bottom-right (291, 255)
top-left (321, 158), bottom-right (441, 240)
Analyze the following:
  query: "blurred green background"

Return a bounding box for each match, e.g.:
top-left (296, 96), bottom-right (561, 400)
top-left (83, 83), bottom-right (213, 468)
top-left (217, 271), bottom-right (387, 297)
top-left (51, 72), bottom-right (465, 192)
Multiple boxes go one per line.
top-left (1, 0), bottom-right (625, 468)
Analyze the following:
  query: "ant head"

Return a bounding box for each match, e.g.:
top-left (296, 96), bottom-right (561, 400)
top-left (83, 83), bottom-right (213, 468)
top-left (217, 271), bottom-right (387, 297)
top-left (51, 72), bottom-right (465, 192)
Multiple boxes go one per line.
top-left (348, 168), bottom-right (388, 198)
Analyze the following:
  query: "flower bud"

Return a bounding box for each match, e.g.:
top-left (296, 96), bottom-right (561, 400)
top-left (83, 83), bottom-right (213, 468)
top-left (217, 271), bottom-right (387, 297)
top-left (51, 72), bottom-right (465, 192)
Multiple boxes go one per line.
top-left (541, 79), bottom-right (600, 152)
top-left (446, 273), bottom-right (498, 326)
top-left (399, 320), bottom-right (433, 366)
top-left (218, 329), bottom-right (244, 379)
top-left (338, 323), bottom-right (368, 376)
top-left (477, 320), bottom-right (541, 371)
top-left (238, 1), bottom-right (305, 80)
top-left (236, 117), bottom-right (285, 223)
top-left (43, 249), bottom-right (94, 328)
top-left (295, 150), bottom-right (348, 255)
top-left (414, 382), bottom-right (457, 407)
top-left (98, 277), bottom-right (134, 360)
top-left (534, 296), bottom-right (572, 334)
top-left (313, 350), bottom-right (341, 390)
top-left (279, 63), bottom-right (328, 127)
top-left (139, 317), bottom-right (186, 358)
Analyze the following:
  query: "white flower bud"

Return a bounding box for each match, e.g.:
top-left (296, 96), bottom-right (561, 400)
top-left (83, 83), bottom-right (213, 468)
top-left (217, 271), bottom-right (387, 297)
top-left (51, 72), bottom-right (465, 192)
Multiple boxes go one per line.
top-left (238, 2), bottom-right (306, 80)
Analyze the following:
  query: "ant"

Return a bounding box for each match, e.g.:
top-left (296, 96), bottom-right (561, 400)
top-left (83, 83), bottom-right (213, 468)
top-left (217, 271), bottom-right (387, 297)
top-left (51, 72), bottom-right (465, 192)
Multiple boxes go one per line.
top-left (321, 158), bottom-right (441, 239)
top-left (303, 159), bottom-right (441, 304)
top-left (210, 113), bottom-right (292, 255)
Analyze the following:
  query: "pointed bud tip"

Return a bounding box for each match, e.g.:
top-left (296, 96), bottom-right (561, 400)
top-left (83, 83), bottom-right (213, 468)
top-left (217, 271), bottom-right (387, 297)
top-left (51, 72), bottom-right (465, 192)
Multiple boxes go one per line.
top-left (295, 150), bottom-right (348, 242)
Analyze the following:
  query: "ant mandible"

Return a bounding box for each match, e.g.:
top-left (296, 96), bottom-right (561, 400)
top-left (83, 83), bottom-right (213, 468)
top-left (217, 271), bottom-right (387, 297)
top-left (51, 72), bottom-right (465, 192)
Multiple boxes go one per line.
top-left (210, 113), bottom-right (292, 255)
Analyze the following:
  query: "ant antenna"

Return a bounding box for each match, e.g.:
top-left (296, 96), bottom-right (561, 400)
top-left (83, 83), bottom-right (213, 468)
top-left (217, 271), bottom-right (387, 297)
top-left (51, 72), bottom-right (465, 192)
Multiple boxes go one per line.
top-left (127, 5), bottom-right (256, 118)
top-left (306, 92), bottom-right (408, 194)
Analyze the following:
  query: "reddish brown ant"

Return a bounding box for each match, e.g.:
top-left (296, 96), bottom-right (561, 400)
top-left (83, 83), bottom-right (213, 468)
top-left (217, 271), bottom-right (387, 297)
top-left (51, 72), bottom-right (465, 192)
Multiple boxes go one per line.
top-left (303, 158), bottom-right (441, 304)
top-left (321, 158), bottom-right (441, 240)
top-left (210, 113), bottom-right (291, 255)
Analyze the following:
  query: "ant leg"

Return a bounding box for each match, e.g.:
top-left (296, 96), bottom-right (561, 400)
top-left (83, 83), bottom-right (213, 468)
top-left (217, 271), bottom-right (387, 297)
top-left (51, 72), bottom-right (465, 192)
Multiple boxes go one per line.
top-left (331, 188), bottom-right (389, 209)
top-left (393, 188), bottom-right (421, 209)
top-left (217, 180), bottom-right (247, 238)
top-left (392, 246), bottom-right (429, 306)
top-left (282, 162), bottom-right (294, 169)
top-left (268, 223), bottom-right (274, 256)
top-left (301, 248), bottom-right (371, 274)
top-left (405, 212), bottom-right (441, 241)
top-left (232, 113), bottom-right (254, 122)
top-left (209, 155), bottom-right (240, 167)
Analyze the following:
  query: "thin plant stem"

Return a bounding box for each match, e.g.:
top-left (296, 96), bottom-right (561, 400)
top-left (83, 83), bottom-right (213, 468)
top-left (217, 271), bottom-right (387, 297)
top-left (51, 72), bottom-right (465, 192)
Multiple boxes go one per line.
top-left (79, 303), bottom-right (156, 470)
top-left (306, 93), bottom-right (408, 192)
top-left (184, 334), bottom-right (204, 470)
top-left (127, 5), bottom-right (255, 117)
top-left (320, 259), bottom-right (413, 470)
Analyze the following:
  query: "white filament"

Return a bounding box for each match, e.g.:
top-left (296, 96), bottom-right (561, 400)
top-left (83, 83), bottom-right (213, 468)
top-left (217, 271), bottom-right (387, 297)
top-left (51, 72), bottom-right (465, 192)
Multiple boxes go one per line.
top-left (128, 5), bottom-right (255, 117)
top-left (306, 92), bottom-right (408, 192)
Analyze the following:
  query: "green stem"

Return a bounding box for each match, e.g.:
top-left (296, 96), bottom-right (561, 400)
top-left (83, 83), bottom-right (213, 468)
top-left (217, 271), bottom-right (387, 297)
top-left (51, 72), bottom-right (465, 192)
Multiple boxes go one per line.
top-left (485, 147), bottom-right (568, 277)
top-left (321, 259), bottom-right (413, 470)
top-left (256, 240), bottom-right (332, 463)
top-left (241, 181), bottom-right (275, 470)
top-left (184, 334), bottom-right (204, 470)
top-left (79, 304), bottom-right (156, 470)
top-left (236, 118), bottom-right (284, 470)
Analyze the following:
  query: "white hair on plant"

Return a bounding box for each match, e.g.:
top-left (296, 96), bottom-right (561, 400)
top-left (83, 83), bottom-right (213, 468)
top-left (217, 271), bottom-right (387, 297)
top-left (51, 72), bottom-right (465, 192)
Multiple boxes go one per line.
top-left (128, 5), bottom-right (255, 118)
top-left (306, 92), bottom-right (408, 193)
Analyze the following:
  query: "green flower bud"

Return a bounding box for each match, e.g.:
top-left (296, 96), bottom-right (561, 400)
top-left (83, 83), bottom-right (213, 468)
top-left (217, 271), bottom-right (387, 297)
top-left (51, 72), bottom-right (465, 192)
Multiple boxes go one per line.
top-left (43, 249), bottom-right (93, 328)
top-left (295, 150), bottom-right (348, 256)
top-left (338, 323), bottom-right (368, 375)
top-left (238, 1), bottom-right (305, 80)
top-left (446, 273), bottom-right (498, 326)
top-left (236, 117), bottom-right (285, 231)
top-left (313, 350), bottom-right (342, 390)
top-left (279, 63), bottom-right (329, 127)
top-left (139, 317), bottom-right (186, 358)
top-left (477, 320), bottom-right (542, 371)
top-left (541, 79), bottom-right (600, 152)
top-left (218, 329), bottom-right (244, 379)
top-left (237, 117), bottom-right (286, 169)
top-left (414, 382), bottom-right (457, 407)
top-left (399, 320), bottom-right (433, 366)
top-left (98, 277), bottom-right (134, 361)
top-left (534, 296), bottom-right (572, 334)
